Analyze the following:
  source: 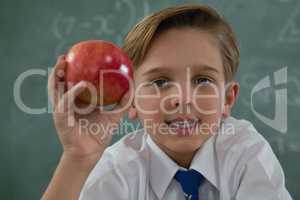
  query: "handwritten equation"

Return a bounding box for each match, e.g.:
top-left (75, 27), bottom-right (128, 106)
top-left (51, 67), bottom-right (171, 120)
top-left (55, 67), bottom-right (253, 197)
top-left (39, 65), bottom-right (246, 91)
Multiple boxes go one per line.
top-left (267, 134), bottom-right (300, 154)
top-left (277, 1), bottom-right (300, 43)
top-left (52, 0), bottom-right (150, 56)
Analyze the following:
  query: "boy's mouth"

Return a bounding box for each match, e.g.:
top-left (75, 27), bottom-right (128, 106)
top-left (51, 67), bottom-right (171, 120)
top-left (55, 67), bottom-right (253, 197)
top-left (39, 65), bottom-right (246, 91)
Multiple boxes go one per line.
top-left (164, 117), bottom-right (200, 136)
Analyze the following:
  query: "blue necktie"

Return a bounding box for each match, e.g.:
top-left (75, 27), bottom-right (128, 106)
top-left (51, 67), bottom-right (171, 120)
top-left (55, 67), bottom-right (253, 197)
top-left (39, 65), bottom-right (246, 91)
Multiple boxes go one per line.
top-left (174, 169), bottom-right (205, 200)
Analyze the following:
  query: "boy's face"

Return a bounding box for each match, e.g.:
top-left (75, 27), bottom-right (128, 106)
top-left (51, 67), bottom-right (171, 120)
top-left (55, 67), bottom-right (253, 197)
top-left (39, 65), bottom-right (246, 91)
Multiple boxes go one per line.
top-left (132, 28), bottom-right (227, 155)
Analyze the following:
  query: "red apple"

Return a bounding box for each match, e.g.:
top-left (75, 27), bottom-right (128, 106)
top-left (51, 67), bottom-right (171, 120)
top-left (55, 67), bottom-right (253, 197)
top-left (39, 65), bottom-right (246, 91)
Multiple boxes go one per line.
top-left (65, 40), bottom-right (133, 105)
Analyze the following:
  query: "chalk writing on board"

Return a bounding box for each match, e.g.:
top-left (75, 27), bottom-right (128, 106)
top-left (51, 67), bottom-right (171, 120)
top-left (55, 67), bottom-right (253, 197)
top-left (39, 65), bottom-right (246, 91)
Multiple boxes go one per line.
top-left (288, 73), bottom-right (300, 108)
top-left (239, 64), bottom-right (300, 110)
top-left (52, 0), bottom-right (150, 56)
top-left (238, 60), bottom-right (276, 112)
top-left (268, 134), bottom-right (300, 155)
top-left (235, 58), bottom-right (300, 135)
top-left (277, 1), bottom-right (300, 43)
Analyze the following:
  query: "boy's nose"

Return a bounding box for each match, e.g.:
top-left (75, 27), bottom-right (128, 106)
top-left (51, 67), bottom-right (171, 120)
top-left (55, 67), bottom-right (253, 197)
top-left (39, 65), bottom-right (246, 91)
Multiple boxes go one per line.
top-left (169, 86), bottom-right (193, 109)
top-left (170, 98), bottom-right (180, 108)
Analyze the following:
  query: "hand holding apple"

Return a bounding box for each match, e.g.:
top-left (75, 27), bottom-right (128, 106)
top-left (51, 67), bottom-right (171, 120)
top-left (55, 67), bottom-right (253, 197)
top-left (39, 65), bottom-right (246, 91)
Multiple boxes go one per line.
top-left (48, 55), bottom-right (133, 161)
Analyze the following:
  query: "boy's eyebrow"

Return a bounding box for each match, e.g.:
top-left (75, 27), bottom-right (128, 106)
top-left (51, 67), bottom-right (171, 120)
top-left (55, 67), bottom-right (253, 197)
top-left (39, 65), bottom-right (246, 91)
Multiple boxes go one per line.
top-left (142, 67), bottom-right (171, 76)
top-left (142, 64), bottom-right (220, 76)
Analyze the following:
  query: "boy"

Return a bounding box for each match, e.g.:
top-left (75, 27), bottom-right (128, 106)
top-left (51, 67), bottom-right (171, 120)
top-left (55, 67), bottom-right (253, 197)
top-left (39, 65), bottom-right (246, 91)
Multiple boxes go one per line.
top-left (42, 4), bottom-right (292, 200)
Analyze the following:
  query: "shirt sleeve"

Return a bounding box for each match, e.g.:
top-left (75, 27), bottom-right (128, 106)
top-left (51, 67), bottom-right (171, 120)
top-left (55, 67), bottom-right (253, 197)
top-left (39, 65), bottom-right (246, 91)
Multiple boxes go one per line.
top-left (79, 151), bottom-right (130, 200)
top-left (235, 139), bottom-right (293, 200)
top-left (79, 171), bottom-right (130, 200)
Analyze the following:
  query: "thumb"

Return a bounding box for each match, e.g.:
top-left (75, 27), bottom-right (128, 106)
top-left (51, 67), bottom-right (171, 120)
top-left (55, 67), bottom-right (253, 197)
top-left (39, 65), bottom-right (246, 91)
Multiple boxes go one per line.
top-left (115, 88), bottom-right (134, 112)
top-left (56, 81), bottom-right (88, 113)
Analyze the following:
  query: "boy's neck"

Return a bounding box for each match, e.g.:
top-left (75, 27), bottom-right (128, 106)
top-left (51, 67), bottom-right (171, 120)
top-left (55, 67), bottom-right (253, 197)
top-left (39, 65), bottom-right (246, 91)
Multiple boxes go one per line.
top-left (169, 151), bottom-right (196, 169)
top-left (155, 142), bottom-right (198, 169)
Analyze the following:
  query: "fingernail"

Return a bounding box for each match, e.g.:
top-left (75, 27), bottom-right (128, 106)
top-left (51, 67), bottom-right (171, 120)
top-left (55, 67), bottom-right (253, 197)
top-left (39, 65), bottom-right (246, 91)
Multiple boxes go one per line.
top-left (79, 81), bottom-right (87, 87)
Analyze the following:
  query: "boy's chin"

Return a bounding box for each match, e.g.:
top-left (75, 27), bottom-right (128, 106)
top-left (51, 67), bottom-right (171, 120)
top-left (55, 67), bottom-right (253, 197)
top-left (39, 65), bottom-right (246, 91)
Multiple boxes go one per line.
top-left (148, 129), bottom-right (213, 154)
top-left (167, 138), bottom-right (204, 153)
top-left (161, 134), bottom-right (210, 154)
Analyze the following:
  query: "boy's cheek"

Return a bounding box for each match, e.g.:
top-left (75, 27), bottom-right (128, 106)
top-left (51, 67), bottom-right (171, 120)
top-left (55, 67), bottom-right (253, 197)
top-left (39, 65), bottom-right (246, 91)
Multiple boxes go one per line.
top-left (193, 97), bottom-right (223, 116)
top-left (135, 98), bottom-right (161, 115)
top-left (139, 114), bottom-right (167, 136)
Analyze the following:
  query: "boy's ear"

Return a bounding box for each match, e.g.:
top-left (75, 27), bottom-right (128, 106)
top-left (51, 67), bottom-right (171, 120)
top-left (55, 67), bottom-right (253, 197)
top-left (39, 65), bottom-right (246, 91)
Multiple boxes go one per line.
top-left (128, 101), bottom-right (138, 120)
top-left (223, 81), bottom-right (240, 118)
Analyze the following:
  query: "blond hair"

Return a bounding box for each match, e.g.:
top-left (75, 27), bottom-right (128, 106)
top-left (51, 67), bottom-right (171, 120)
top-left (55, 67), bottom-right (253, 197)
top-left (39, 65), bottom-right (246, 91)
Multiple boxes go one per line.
top-left (122, 4), bottom-right (240, 82)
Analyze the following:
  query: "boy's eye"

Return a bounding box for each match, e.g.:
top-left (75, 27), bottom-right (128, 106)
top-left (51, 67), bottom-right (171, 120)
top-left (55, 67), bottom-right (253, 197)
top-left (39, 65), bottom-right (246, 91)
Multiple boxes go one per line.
top-left (151, 79), bottom-right (169, 88)
top-left (193, 77), bottom-right (212, 85)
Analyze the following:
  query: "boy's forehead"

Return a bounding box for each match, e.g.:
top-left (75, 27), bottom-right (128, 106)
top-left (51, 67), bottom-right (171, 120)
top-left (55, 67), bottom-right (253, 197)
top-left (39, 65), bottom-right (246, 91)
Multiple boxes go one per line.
top-left (140, 63), bottom-right (221, 76)
top-left (134, 28), bottom-right (223, 78)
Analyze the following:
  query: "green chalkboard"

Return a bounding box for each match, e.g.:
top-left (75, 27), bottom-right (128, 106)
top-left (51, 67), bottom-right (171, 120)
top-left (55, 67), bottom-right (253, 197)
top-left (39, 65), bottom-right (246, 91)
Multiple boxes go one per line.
top-left (1, 0), bottom-right (299, 199)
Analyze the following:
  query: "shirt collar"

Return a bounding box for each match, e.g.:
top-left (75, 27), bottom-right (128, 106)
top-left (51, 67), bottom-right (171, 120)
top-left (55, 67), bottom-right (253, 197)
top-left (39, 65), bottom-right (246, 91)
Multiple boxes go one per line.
top-left (191, 117), bottom-right (235, 189)
top-left (190, 134), bottom-right (219, 189)
top-left (146, 132), bottom-right (220, 199)
top-left (146, 135), bottom-right (179, 200)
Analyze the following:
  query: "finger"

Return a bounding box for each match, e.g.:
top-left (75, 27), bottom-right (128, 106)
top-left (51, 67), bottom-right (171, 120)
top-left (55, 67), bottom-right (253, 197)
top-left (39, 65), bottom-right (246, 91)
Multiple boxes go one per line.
top-left (48, 55), bottom-right (67, 108)
top-left (48, 67), bottom-right (56, 106)
top-left (56, 81), bottom-right (88, 114)
top-left (54, 55), bottom-right (67, 82)
top-left (54, 55), bottom-right (67, 100)
top-left (116, 87), bottom-right (134, 111)
top-left (108, 93), bottom-right (131, 119)
top-left (128, 106), bottom-right (138, 120)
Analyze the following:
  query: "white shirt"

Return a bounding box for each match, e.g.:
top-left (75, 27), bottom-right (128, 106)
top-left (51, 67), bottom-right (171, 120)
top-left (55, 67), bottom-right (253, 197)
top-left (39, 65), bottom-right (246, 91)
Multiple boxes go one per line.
top-left (79, 117), bottom-right (292, 200)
